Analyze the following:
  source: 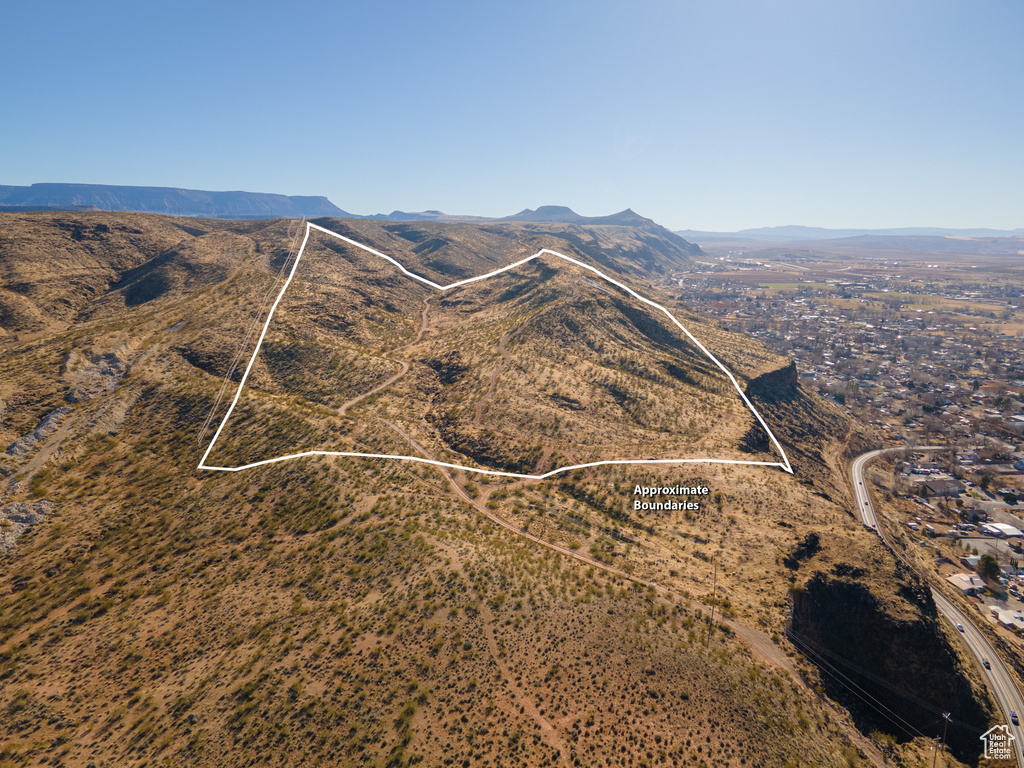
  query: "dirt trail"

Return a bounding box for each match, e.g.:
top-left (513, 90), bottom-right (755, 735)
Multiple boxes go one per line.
top-left (472, 303), bottom-right (562, 428)
top-left (473, 319), bottom-right (519, 427)
top-left (339, 362), bottom-right (409, 418)
top-left (379, 419), bottom-right (642, 585)
top-left (378, 418), bottom-right (888, 767)
top-left (725, 617), bottom-right (887, 767)
top-left (339, 298), bottom-right (431, 418)
top-left (532, 445), bottom-right (553, 474)
top-left (480, 603), bottom-right (569, 765)
top-left (724, 619), bottom-right (793, 670)
top-left (831, 419), bottom-right (860, 512)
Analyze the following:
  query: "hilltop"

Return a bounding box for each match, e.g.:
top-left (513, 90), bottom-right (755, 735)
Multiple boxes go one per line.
top-left (205, 222), bottom-right (784, 474)
top-left (0, 212), bottom-right (700, 341)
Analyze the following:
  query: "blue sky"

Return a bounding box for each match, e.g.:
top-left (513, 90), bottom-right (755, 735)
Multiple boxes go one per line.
top-left (3, 0), bottom-right (1022, 230)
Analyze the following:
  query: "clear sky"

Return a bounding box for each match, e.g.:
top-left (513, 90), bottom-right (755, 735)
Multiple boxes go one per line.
top-left (3, 0), bottom-right (1022, 231)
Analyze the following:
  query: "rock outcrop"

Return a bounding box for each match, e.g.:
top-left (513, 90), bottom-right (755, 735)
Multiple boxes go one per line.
top-left (5, 408), bottom-right (71, 458)
top-left (0, 500), bottom-right (55, 551)
top-left (789, 570), bottom-right (990, 763)
top-left (745, 360), bottom-right (798, 402)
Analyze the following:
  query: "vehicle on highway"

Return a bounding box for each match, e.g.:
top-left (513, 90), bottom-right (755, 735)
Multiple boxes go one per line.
top-left (957, 623), bottom-right (965, 632)
top-left (983, 659), bottom-right (991, 669)
top-left (1012, 710), bottom-right (1019, 725)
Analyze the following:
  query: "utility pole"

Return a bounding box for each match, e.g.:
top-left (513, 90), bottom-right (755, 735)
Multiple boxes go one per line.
top-left (931, 712), bottom-right (950, 768)
top-left (706, 557), bottom-right (718, 646)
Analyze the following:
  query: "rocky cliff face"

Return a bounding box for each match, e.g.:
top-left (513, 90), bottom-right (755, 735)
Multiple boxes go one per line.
top-left (740, 360), bottom-right (873, 505)
top-left (740, 361), bottom-right (800, 456)
top-left (790, 570), bottom-right (990, 763)
top-left (745, 360), bottom-right (799, 402)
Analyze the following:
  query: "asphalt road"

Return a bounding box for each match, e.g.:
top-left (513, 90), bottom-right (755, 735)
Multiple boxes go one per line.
top-left (850, 446), bottom-right (1024, 765)
top-left (932, 589), bottom-right (1024, 761)
top-left (849, 447), bottom-right (890, 532)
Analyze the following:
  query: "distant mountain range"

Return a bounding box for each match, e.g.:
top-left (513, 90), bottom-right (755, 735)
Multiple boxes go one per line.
top-left (676, 224), bottom-right (1024, 241)
top-left (5, 185), bottom-right (1021, 245)
top-left (363, 205), bottom-right (658, 227)
top-left (0, 183), bottom-right (348, 219)
top-left (0, 184), bottom-right (658, 230)
top-left (0, 185), bottom-right (701, 270)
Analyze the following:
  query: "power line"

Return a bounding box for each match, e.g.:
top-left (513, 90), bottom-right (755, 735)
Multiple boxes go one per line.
top-left (787, 626), bottom-right (982, 733)
top-left (787, 630), bottom-right (930, 740)
top-left (198, 218), bottom-right (304, 447)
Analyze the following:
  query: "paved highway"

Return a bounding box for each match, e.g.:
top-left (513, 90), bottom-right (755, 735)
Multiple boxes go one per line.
top-left (931, 589), bottom-right (1024, 761)
top-left (850, 446), bottom-right (1024, 765)
top-left (849, 448), bottom-right (889, 532)
top-left (850, 445), bottom-right (946, 533)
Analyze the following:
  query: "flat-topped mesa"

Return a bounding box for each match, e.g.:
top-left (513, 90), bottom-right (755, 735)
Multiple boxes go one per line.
top-left (502, 206), bottom-right (653, 227)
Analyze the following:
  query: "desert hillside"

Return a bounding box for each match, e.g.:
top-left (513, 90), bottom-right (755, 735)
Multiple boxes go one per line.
top-left (0, 212), bottom-right (995, 767)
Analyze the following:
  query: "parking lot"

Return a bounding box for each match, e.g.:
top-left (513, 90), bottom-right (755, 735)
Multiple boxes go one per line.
top-left (958, 535), bottom-right (1022, 564)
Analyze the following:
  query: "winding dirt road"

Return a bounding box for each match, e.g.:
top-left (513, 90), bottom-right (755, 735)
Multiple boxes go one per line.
top-left (340, 289), bottom-right (885, 766)
top-left (379, 417), bottom-right (887, 764)
top-left (339, 298), bottom-right (431, 418)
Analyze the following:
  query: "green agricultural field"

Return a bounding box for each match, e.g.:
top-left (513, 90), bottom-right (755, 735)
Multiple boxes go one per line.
top-left (758, 282), bottom-right (832, 292)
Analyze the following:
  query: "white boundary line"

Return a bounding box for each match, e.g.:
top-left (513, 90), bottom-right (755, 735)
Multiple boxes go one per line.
top-left (198, 221), bottom-right (794, 476)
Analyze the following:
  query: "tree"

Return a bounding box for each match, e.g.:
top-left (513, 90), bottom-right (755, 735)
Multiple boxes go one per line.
top-left (980, 474), bottom-right (993, 492)
top-left (980, 554), bottom-right (1002, 582)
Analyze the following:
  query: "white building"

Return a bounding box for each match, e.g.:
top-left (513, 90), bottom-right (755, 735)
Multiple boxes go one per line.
top-left (960, 555), bottom-right (981, 571)
top-left (947, 573), bottom-right (985, 595)
top-left (982, 523), bottom-right (1024, 539)
top-left (988, 606), bottom-right (1024, 631)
